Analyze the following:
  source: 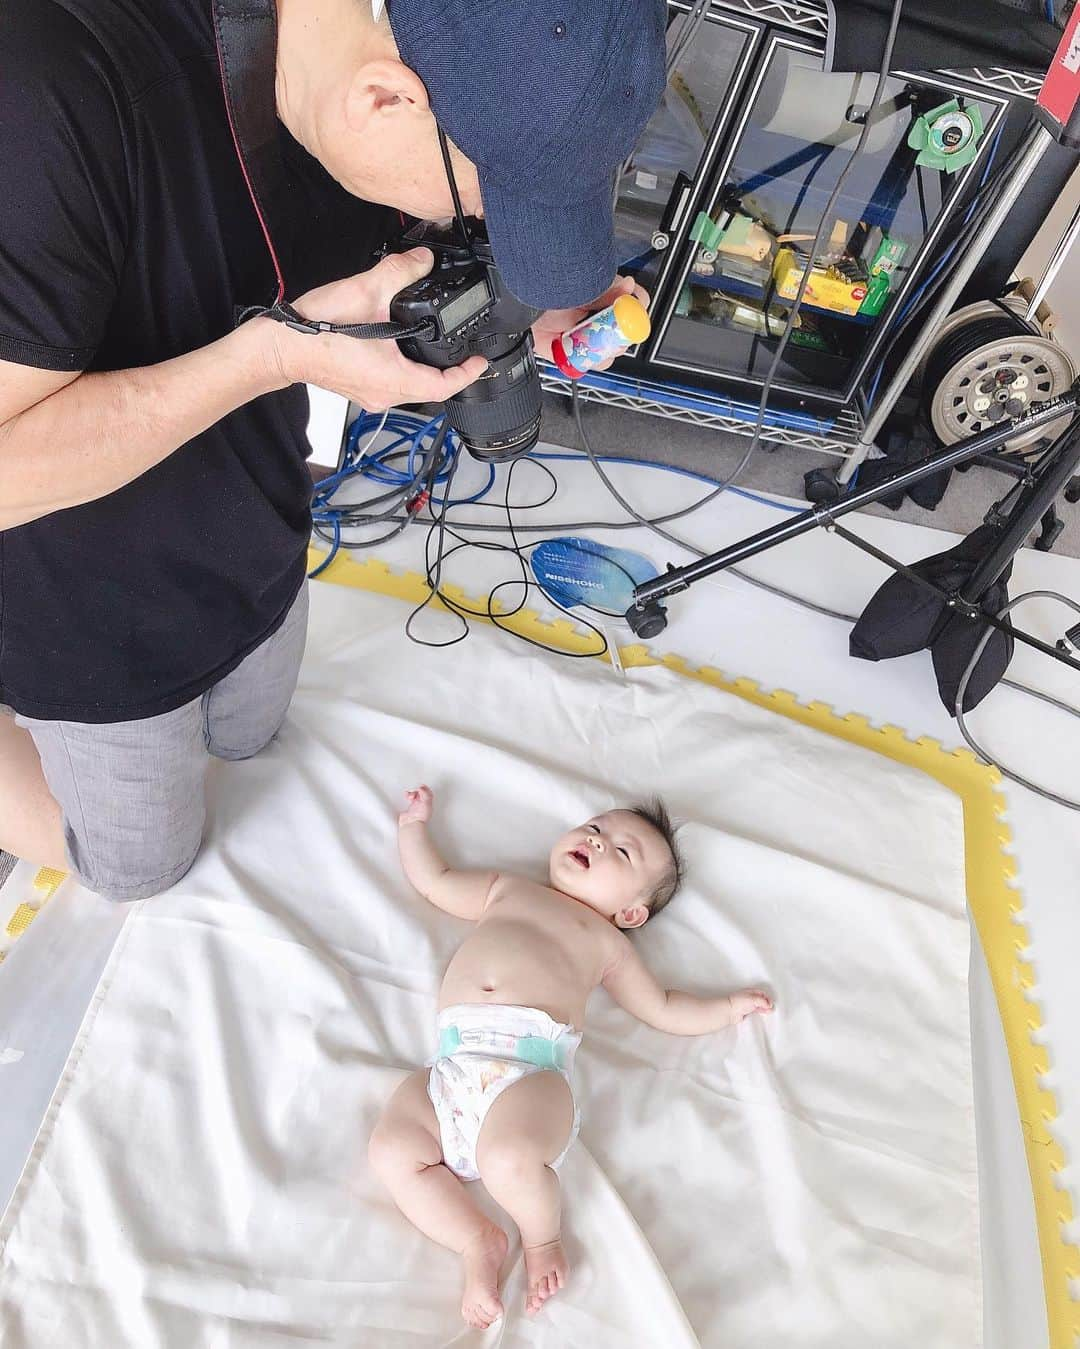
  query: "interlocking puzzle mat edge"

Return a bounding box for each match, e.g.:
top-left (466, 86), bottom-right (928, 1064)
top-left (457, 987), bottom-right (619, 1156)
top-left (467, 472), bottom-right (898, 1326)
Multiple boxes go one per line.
top-left (0, 867), bottom-right (66, 960)
top-left (1, 549), bottom-right (1073, 1344)
top-left (308, 546), bottom-right (1079, 1348)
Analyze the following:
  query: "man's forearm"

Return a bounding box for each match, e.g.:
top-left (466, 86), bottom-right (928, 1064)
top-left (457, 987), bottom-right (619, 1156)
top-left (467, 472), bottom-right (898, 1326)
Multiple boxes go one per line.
top-left (0, 318), bottom-right (285, 531)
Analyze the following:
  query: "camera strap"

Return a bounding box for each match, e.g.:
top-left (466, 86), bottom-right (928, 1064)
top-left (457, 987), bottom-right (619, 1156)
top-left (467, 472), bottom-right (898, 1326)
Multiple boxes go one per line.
top-left (235, 299), bottom-right (434, 341)
top-left (212, 0), bottom-right (433, 342)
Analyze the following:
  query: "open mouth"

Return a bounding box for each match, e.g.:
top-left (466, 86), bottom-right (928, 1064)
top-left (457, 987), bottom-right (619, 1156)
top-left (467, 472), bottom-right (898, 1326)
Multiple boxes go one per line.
top-left (569, 848), bottom-right (591, 869)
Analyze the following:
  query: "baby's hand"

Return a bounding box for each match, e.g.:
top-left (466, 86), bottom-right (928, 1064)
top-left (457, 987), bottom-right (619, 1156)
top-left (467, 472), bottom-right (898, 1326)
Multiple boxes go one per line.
top-left (399, 785), bottom-right (434, 826)
top-left (727, 989), bottom-right (774, 1023)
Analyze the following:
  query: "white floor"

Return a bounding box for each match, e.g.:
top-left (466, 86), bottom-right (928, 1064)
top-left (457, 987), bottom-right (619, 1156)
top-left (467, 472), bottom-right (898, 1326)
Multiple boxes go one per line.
top-left (1, 442), bottom-right (1078, 1346)
top-left (342, 443), bottom-right (1080, 1347)
top-left (0, 579), bottom-right (983, 1348)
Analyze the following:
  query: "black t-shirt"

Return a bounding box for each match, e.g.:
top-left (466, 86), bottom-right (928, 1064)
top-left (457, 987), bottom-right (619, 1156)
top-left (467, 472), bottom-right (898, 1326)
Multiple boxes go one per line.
top-left (0, 0), bottom-right (395, 722)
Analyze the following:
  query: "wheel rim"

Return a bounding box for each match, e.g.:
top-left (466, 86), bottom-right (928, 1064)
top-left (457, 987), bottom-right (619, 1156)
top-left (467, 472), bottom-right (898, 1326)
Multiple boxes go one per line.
top-left (925, 301), bottom-right (1077, 450)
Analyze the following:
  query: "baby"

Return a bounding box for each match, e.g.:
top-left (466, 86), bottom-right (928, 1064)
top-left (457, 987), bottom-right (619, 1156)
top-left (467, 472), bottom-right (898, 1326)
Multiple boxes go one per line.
top-left (369, 786), bottom-right (773, 1328)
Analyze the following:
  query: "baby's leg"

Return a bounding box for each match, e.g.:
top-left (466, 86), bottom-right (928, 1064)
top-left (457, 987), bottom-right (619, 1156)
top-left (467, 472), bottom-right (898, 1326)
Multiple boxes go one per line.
top-left (368, 1069), bottom-right (508, 1330)
top-left (474, 1071), bottom-right (575, 1317)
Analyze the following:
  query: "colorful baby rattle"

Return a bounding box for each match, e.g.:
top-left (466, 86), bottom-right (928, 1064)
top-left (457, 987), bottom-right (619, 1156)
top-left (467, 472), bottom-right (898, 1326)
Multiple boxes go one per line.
top-left (550, 293), bottom-right (651, 379)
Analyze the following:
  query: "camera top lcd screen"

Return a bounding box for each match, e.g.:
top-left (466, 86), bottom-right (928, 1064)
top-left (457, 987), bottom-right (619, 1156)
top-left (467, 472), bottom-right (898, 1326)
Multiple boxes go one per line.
top-left (440, 279), bottom-right (492, 334)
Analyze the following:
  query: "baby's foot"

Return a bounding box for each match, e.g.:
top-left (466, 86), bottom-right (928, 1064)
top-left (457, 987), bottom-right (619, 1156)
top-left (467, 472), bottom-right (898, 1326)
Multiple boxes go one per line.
top-left (460, 1224), bottom-right (508, 1329)
top-left (728, 989), bottom-right (774, 1022)
top-left (524, 1237), bottom-right (569, 1317)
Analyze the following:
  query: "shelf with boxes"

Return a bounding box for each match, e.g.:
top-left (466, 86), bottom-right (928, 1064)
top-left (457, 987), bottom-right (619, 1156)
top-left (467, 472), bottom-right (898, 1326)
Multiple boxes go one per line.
top-left (590, 0), bottom-right (1065, 441)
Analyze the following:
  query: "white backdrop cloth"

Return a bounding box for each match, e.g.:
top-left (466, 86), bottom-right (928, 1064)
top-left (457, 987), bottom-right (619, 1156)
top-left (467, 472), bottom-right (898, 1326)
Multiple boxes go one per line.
top-left (0, 582), bottom-right (979, 1348)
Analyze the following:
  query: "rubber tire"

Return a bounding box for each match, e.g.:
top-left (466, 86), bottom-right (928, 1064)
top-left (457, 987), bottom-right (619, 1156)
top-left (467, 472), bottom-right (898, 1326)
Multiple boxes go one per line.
top-left (804, 467), bottom-right (842, 505)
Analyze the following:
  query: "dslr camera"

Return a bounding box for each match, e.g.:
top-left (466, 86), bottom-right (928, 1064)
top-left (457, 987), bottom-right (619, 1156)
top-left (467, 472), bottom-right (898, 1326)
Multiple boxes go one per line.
top-left (389, 220), bottom-right (543, 462)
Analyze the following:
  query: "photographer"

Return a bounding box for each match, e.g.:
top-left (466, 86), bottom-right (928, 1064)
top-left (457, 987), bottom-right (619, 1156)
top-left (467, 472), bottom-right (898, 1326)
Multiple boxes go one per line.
top-left (0, 0), bottom-right (665, 900)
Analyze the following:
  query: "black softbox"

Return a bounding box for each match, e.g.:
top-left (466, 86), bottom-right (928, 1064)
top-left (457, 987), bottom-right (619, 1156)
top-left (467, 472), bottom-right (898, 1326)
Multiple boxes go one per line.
top-left (849, 523), bottom-right (1014, 714)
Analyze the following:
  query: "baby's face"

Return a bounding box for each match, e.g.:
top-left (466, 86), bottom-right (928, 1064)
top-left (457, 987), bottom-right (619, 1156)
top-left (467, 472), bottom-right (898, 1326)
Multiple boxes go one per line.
top-left (548, 810), bottom-right (672, 928)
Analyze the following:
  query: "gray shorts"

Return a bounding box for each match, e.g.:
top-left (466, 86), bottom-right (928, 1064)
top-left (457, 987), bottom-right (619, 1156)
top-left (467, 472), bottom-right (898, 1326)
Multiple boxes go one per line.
top-left (10, 583), bottom-right (309, 903)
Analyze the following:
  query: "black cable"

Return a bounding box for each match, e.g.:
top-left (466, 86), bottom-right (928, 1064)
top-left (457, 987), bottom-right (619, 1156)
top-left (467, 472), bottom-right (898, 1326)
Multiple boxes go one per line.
top-left (438, 126), bottom-right (472, 248)
top-left (956, 591), bottom-right (1080, 811)
top-left (915, 165), bottom-right (930, 235)
top-left (311, 430), bottom-right (448, 557)
top-left (402, 454), bottom-right (617, 658)
top-left (864, 125), bottom-right (1035, 390)
top-left (716, 0), bottom-right (906, 496)
top-left (405, 452), bottom-right (470, 648)
top-left (314, 514), bottom-right (413, 553)
top-left (326, 417), bottom-right (1079, 807)
top-left (485, 461), bottom-right (613, 656)
top-left (571, 383), bottom-right (853, 621)
top-left (567, 390), bottom-right (1080, 807)
top-left (665, 0), bottom-right (709, 76)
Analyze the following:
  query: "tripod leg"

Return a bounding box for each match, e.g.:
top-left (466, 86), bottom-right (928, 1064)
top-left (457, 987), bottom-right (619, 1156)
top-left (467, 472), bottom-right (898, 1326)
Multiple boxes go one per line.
top-left (1034, 505), bottom-right (1065, 553)
top-left (960, 421), bottom-right (1080, 604)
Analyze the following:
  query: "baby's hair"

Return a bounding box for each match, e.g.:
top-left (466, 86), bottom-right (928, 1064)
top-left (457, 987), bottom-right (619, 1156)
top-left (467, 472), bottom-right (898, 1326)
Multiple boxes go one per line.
top-left (627, 799), bottom-right (684, 918)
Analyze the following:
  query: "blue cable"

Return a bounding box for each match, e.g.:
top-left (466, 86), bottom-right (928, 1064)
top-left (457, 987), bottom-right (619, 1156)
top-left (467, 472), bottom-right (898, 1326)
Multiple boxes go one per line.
top-left (315, 407), bottom-right (814, 523)
top-left (1045, 0), bottom-right (1054, 22)
top-left (309, 409), bottom-right (811, 577)
top-left (319, 411), bottom-right (810, 515)
top-left (309, 516), bottom-right (341, 578)
top-left (310, 412), bottom-right (463, 575)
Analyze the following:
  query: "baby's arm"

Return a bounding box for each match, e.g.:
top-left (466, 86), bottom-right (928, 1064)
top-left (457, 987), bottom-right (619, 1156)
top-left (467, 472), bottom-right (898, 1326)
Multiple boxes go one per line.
top-left (601, 933), bottom-right (773, 1034)
top-left (397, 787), bottom-right (498, 921)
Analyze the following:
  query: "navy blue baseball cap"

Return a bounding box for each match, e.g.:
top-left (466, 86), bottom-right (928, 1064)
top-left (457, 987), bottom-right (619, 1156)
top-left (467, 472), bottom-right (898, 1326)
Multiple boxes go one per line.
top-left (386, 0), bottom-right (667, 310)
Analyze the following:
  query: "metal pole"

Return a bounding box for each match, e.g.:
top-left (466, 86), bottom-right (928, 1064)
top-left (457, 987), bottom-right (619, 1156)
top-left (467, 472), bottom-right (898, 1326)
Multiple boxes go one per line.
top-left (959, 421), bottom-right (1080, 602)
top-left (629, 389), bottom-right (1078, 606)
top-left (1023, 194), bottom-right (1080, 323)
top-left (836, 122), bottom-right (1055, 485)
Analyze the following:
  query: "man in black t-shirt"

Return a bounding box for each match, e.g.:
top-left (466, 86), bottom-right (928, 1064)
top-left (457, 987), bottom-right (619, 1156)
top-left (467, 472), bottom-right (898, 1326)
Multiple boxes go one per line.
top-left (0, 0), bottom-right (665, 899)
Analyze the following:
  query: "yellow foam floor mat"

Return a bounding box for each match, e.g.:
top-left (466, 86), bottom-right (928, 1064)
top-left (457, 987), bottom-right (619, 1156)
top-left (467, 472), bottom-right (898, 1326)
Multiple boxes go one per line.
top-left (1, 867), bottom-right (66, 958)
top-left (3, 550), bottom-right (1074, 1345)
top-left (307, 547), bottom-right (1079, 1348)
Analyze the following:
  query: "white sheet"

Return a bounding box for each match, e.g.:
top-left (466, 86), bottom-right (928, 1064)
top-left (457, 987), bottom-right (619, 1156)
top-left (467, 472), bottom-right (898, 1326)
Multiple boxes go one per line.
top-left (0, 581), bottom-right (979, 1347)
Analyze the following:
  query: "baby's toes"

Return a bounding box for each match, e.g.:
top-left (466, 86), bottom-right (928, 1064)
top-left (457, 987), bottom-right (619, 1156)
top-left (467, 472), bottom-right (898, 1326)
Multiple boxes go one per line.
top-left (526, 1278), bottom-right (550, 1315)
top-left (461, 1277), bottom-right (502, 1328)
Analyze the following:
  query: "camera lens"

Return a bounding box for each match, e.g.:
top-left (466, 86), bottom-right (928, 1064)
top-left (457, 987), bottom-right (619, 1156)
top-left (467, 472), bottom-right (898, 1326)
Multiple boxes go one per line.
top-left (445, 334), bottom-right (542, 463)
top-left (389, 222), bottom-right (544, 464)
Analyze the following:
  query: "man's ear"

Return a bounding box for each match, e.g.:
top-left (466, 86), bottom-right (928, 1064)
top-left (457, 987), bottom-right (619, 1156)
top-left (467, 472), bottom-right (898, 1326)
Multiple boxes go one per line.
top-left (615, 904), bottom-right (649, 930)
top-left (345, 58), bottom-right (429, 131)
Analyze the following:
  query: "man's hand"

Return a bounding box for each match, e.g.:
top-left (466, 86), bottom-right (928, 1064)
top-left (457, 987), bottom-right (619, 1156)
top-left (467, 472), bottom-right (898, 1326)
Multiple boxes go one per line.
top-left (264, 249), bottom-right (489, 410)
top-left (399, 785), bottom-right (434, 827)
top-left (530, 275), bottom-right (650, 369)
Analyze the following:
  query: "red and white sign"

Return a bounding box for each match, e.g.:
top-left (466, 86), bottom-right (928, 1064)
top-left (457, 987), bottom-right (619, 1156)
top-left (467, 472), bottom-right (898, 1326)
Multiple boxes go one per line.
top-left (1038, 4), bottom-right (1080, 131)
